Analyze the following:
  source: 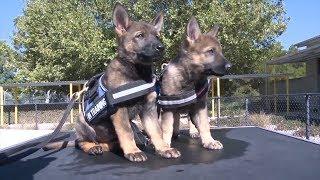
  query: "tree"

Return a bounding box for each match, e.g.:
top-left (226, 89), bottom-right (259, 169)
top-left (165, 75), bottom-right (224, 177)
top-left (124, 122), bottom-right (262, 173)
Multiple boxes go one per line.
top-left (0, 41), bottom-right (18, 84)
top-left (14, 0), bottom-right (115, 82)
top-left (14, 0), bottom-right (288, 86)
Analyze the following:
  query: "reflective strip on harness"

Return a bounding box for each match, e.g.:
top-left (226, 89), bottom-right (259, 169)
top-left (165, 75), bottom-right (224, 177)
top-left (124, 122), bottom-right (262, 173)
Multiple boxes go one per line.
top-left (83, 73), bottom-right (156, 124)
top-left (158, 94), bottom-right (197, 106)
top-left (113, 83), bottom-right (155, 99)
top-left (157, 79), bottom-right (210, 108)
top-left (112, 78), bottom-right (156, 103)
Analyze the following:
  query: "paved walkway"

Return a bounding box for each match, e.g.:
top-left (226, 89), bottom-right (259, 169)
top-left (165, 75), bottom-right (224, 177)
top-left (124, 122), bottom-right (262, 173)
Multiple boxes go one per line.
top-left (0, 129), bottom-right (52, 151)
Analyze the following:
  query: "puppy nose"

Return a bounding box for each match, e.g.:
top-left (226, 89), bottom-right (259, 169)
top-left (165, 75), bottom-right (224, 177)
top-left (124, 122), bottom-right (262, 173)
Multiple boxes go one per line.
top-left (225, 63), bottom-right (232, 70)
top-left (156, 44), bottom-right (164, 52)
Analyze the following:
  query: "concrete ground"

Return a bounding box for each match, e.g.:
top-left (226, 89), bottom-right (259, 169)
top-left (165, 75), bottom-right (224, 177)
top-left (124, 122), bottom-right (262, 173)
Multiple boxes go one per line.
top-left (0, 129), bottom-right (53, 151)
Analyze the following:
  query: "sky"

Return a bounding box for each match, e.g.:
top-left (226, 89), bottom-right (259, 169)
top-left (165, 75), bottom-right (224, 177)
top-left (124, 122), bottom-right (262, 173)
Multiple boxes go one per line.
top-left (0, 0), bottom-right (320, 50)
top-left (0, 0), bottom-right (25, 45)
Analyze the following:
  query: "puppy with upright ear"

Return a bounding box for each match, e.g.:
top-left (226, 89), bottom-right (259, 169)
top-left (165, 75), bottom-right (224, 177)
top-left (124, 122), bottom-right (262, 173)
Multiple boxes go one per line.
top-left (113, 3), bottom-right (131, 36)
top-left (207, 25), bottom-right (220, 37)
top-left (152, 11), bottom-right (164, 35)
top-left (160, 17), bottom-right (231, 153)
top-left (44, 3), bottom-right (181, 162)
top-left (186, 16), bottom-right (201, 43)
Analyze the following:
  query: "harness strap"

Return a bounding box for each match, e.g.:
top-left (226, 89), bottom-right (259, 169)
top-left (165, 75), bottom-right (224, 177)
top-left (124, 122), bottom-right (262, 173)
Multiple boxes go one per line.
top-left (157, 79), bottom-right (210, 108)
top-left (83, 74), bottom-right (157, 125)
top-left (107, 76), bottom-right (156, 105)
top-left (0, 91), bottom-right (83, 165)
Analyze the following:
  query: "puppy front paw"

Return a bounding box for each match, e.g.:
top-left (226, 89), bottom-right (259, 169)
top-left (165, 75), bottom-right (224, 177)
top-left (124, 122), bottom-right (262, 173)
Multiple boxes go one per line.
top-left (124, 151), bottom-right (148, 162)
top-left (157, 148), bottom-right (181, 158)
top-left (189, 132), bottom-right (200, 139)
top-left (88, 145), bottom-right (103, 155)
top-left (203, 140), bottom-right (223, 150)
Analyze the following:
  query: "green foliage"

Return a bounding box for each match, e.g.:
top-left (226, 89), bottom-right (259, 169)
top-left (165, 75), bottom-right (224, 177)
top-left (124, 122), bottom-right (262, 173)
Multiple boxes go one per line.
top-left (0, 41), bottom-right (19, 84)
top-left (14, 0), bottom-right (115, 82)
top-left (273, 63), bottom-right (306, 79)
top-left (234, 83), bottom-right (260, 96)
top-left (14, 0), bottom-right (288, 83)
top-left (271, 46), bottom-right (306, 79)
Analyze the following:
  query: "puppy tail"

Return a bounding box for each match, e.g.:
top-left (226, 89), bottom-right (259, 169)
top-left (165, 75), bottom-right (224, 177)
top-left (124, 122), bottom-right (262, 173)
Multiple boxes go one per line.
top-left (42, 140), bottom-right (76, 151)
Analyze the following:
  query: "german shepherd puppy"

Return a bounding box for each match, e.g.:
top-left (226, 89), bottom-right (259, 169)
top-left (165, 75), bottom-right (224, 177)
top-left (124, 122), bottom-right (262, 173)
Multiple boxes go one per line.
top-left (160, 17), bottom-right (231, 151)
top-left (45, 3), bottom-right (180, 162)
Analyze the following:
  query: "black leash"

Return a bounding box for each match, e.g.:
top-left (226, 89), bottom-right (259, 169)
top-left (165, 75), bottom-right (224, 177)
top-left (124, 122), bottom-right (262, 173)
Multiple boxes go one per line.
top-left (130, 121), bottom-right (149, 147)
top-left (0, 92), bottom-right (81, 165)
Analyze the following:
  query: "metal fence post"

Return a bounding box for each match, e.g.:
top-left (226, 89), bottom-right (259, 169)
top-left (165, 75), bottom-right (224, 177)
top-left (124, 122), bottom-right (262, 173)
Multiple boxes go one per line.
top-left (245, 98), bottom-right (249, 122)
top-left (286, 77), bottom-right (290, 113)
top-left (245, 98), bottom-right (249, 112)
top-left (305, 94), bottom-right (310, 140)
top-left (0, 86), bottom-right (3, 126)
top-left (273, 78), bottom-right (277, 113)
top-left (35, 103), bottom-right (39, 130)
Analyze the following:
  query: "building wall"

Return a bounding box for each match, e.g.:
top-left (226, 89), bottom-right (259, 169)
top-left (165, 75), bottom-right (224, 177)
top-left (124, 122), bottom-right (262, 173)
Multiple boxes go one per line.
top-left (267, 59), bottom-right (320, 94)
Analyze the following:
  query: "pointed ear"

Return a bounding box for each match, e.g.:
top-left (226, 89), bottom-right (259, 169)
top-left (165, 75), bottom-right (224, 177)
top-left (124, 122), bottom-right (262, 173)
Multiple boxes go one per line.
top-left (208, 25), bottom-right (219, 37)
top-left (113, 3), bottom-right (130, 36)
top-left (187, 16), bottom-right (201, 42)
top-left (152, 11), bottom-right (164, 34)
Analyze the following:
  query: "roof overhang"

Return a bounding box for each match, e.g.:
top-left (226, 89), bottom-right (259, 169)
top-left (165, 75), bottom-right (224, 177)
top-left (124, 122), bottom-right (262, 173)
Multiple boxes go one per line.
top-left (212, 73), bottom-right (288, 80)
top-left (294, 35), bottom-right (320, 48)
top-left (267, 44), bottom-right (320, 65)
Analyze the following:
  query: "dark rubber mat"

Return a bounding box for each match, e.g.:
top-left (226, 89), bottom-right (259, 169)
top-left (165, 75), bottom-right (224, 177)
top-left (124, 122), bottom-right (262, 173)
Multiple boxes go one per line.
top-left (0, 127), bottom-right (319, 180)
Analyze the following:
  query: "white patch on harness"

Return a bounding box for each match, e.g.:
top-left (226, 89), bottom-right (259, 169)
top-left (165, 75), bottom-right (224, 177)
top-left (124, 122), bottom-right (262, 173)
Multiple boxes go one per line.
top-left (87, 98), bottom-right (107, 120)
top-left (157, 94), bottom-right (197, 105)
top-left (112, 78), bottom-right (156, 99)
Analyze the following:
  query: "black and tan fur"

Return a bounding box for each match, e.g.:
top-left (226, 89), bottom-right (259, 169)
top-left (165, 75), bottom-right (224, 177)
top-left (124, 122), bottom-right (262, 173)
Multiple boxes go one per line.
top-left (160, 17), bottom-right (231, 151)
top-left (44, 3), bottom-right (180, 162)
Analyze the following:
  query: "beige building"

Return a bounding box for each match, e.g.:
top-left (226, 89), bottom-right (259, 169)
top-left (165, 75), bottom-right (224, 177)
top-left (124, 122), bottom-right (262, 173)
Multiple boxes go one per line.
top-left (267, 35), bottom-right (320, 94)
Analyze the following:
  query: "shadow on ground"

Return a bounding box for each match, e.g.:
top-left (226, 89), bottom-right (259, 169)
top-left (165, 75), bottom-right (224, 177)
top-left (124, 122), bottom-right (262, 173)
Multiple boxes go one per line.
top-left (0, 129), bottom-right (249, 178)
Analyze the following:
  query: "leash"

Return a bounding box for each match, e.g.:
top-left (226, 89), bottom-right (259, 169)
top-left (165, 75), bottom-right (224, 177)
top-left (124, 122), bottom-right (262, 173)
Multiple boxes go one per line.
top-left (0, 86), bottom-right (88, 165)
top-left (130, 121), bottom-right (149, 147)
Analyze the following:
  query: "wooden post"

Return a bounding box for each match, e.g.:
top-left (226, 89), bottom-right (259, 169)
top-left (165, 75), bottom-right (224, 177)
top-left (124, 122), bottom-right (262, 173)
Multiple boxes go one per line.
top-left (69, 83), bottom-right (74, 123)
top-left (14, 88), bottom-right (18, 124)
top-left (211, 78), bottom-right (215, 119)
top-left (217, 78), bottom-right (221, 118)
top-left (286, 76), bottom-right (290, 113)
top-left (0, 86), bottom-right (4, 126)
top-left (78, 84), bottom-right (82, 114)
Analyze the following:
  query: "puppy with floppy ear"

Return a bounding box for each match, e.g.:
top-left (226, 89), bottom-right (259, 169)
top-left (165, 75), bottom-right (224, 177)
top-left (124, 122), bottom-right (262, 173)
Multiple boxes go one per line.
top-left (160, 17), bottom-right (231, 152)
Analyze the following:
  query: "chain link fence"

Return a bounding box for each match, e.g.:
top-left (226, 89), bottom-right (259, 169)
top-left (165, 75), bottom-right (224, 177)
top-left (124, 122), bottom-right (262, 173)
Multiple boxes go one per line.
top-left (209, 93), bottom-right (320, 143)
top-left (1, 91), bottom-right (319, 143)
top-left (0, 102), bottom-right (81, 131)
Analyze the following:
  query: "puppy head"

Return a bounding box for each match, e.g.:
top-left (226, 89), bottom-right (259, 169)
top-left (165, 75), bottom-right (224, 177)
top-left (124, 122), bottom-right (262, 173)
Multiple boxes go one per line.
top-left (113, 3), bottom-right (164, 65)
top-left (182, 17), bottom-right (231, 76)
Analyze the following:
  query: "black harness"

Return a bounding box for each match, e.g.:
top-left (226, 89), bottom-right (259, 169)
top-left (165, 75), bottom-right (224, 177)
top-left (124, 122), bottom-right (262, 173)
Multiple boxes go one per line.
top-left (82, 70), bottom-right (210, 124)
top-left (82, 73), bottom-right (156, 124)
top-left (157, 78), bottom-right (210, 109)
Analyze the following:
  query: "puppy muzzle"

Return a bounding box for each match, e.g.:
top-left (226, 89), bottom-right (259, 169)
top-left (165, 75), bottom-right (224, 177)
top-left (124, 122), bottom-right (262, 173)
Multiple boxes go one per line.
top-left (137, 43), bottom-right (165, 63)
top-left (204, 62), bottom-right (232, 77)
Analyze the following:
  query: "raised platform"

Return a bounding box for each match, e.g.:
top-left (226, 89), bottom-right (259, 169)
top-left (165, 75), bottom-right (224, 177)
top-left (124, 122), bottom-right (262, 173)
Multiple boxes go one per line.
top-left (0, 127), bottom-right (319, 180)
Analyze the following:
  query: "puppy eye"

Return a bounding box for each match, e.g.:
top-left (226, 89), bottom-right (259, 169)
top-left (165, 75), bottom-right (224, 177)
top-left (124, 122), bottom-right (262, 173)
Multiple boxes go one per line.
top-left (156, 34), bottom-right (160, 39)
top-left (136, 33), bottom-right (144, 38)
top-left (208, 48), bottom-right (215, 54)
